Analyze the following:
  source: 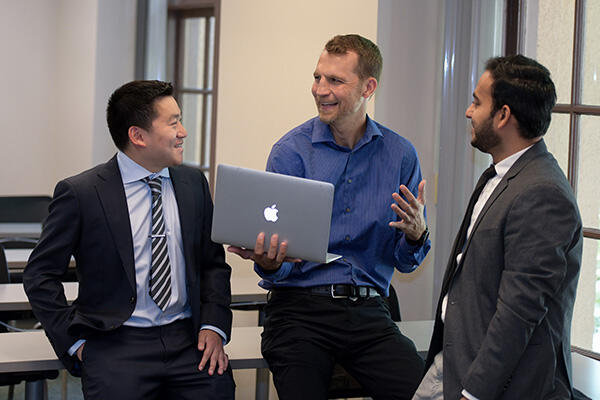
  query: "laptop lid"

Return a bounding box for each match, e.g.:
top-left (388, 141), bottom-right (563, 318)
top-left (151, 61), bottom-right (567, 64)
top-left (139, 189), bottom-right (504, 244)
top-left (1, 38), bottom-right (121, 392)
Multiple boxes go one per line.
top-left (211, 164), bottom-right (341, 263)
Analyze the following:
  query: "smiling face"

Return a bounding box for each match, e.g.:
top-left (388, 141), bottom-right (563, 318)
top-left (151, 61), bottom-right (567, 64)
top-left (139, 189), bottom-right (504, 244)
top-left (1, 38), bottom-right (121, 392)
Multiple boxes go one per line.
top-left (465, 71), bottom-right (501, 154)
top-left (311, 50), bottom-right (370, 131)
top-left (138, 96), bottom-right (187, 172)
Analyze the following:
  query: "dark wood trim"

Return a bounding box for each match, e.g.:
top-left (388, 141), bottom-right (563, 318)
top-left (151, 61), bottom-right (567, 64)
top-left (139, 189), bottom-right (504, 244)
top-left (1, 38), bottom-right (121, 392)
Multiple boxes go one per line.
top-left (583, 228), bottom-right (600, 240)
top-left (504, 0), bottom-right (521, 55)
top-left (135, 0), bottom-right (148, 80)
top-left (554, 104), bottom-right (600, 115)
top-left (178, 88), bottom-right (214, 94)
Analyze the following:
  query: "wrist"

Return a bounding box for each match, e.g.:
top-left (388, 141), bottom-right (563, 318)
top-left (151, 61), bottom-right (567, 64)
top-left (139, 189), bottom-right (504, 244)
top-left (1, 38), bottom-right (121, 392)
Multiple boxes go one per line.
top-left (406, 226), bottom-right (429, 246)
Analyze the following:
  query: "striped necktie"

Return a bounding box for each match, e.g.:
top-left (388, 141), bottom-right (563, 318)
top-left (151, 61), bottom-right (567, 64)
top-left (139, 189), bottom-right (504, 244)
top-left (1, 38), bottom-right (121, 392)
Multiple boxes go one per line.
top-left (143, 176), bottom-right (171, 311)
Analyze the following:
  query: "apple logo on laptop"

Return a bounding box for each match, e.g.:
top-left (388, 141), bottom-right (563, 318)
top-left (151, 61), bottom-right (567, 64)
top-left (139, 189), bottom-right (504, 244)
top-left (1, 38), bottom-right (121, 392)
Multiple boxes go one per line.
top-left (264, 204), bottom-right (279, 222)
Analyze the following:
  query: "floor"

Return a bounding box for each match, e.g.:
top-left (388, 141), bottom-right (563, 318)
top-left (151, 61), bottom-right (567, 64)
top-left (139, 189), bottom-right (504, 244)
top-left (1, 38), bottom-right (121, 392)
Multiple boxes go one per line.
top-left (0, 372), bottom-right (83, 400)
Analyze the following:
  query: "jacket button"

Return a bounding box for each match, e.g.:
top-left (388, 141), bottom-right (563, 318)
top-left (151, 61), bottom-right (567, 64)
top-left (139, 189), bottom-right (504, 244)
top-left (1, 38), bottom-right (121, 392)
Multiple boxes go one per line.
top-left (130, 296), bottom-right (135, 304)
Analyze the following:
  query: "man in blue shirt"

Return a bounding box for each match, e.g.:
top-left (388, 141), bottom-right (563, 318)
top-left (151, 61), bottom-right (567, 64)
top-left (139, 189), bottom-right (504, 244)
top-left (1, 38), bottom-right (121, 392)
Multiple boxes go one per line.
top-left (24, 81), bottom-right (234, 399)
top-left (229, 34), bottom-right (430, 399)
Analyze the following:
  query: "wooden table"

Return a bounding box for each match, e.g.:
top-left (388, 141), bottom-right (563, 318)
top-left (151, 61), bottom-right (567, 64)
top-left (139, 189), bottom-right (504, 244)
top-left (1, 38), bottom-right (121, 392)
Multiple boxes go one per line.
top-left (0, 321), bottom-right (434, 400)
top-left (0, 223), bottom-right (42, 239)
top-left (0, 280), bottom-right (266, 312)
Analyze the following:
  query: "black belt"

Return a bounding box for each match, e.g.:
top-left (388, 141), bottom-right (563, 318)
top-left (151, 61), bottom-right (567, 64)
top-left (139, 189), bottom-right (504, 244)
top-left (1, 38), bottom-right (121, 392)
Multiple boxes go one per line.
top-left (275, 284), bottom-right (381, 299)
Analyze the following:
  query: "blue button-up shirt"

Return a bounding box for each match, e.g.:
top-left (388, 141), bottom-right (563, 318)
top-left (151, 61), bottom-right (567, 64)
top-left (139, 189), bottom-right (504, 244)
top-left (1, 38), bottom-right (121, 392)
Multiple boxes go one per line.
top-left (255, 116), bottom-right (430, 295)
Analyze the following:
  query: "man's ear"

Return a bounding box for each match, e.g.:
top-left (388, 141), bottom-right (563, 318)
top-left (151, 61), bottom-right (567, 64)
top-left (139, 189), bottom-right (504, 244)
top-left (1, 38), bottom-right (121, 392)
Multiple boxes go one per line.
top-left (362, 77), bottom-right (378, 99)
top-left (128, 126), bottom-right (146, 148)
top-left (496, 105), bottom-right (512, 129)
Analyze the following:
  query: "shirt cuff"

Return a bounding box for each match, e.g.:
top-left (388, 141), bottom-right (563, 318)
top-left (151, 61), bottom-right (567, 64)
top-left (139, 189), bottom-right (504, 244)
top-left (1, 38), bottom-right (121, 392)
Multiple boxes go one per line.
top-left (462, 389), bottom-right (480, 400)
top-left (200, 325), bottom-right (227, 344)
top-left (254, 261), bottom-right (293, 282)
top-left (68, 339), bottom-right (86, 356)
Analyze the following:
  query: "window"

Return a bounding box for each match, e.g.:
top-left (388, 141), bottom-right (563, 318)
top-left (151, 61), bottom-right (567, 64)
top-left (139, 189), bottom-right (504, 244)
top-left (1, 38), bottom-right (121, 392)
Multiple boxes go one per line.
top-left (510, 0), bottom-right (600, 352)
top-left (137, 0), bottom-right (220, 186)
top-left (167, 4), bottom-right (218, 184)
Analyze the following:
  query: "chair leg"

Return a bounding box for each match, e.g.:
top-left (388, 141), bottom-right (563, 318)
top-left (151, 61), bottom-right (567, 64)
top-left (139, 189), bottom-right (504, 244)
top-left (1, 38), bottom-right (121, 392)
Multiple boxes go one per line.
top-left (7, 384), bottom-right (14, 400)
top-left (61, 370), bottom-right (68, 400)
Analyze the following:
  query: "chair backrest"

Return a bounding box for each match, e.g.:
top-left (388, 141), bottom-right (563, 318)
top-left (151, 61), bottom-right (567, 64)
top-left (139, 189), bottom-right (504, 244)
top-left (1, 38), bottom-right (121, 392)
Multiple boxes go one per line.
top-left (0, 237), bottom-right (38, 249)
top-left (0, 196), bottom-right (52, 223)
top-left (384, 284), bottom-right (402, 322)
top-left (0, 245), bottom-right (9, 284)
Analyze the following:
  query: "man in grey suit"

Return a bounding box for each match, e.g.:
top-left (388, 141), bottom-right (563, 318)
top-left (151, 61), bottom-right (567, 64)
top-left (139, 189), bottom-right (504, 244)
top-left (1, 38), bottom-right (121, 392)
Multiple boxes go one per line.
top-left (414, 55), bottom-right (583, 399)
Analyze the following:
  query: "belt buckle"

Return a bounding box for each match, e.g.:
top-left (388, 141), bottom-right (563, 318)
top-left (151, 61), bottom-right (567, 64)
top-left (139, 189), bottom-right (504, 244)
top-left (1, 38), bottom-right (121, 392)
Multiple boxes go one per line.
top-left (330, 284), bottom-right (347, 299)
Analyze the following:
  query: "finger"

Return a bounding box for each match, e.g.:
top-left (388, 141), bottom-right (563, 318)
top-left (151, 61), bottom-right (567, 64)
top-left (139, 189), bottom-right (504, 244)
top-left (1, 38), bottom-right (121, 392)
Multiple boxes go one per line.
top-left (208, 350), bottom-right (218, 376)
top-left (398, 185), bottom-right (417, 205)
top-left (284, 256), bottom-right (303, 263)
top-left (276, 241), bottom-right (289, 264)
top-left (217, 352), bottom-right (227, 375)
top-left (392, 192), bottom-right (410, 211)
top-left (417, 179), bottom-right (426, 205)
top-left (227, 246), bottom-right (252, 260)
top-left (199, 348), bottom-right (211, 371)
top-left (389, 220), bottom-right (406, 230)
top-left (391, 203), bottom-right (410, 221)
top-left (267, 234), bottom-right (279, 259)
top-left (254, 232), bottom-right (265, 256)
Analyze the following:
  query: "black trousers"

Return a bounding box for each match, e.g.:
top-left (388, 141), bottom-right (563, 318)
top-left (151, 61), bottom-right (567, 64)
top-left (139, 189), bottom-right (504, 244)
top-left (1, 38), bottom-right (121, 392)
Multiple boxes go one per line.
top-left (261, 289), bottom-right (425, 400)
top-left (80, 318), bottom-right (235, 400)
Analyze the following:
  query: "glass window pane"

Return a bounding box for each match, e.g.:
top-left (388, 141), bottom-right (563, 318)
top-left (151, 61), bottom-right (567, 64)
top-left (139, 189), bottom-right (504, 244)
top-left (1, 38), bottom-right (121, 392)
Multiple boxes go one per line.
top-left (581, 1), bottom-right (600, 105)
top-left (576, 115), bottom-right (600, 229)
top-left (527, 0), bottom-right (575, 104)
top-left (571, 237), bottom-right (600, 352)
top-left (181, 94), bottom-right (204, 165)
top-left (543, 112), bottom-right (570, 176)
top-left (183, 17), bottom-right (206, 89)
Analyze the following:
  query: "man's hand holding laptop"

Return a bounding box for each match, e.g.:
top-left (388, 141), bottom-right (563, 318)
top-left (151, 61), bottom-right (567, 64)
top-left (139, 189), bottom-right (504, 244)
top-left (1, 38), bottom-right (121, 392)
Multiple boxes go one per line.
top-left (227, 232), bottom-right (302, 271)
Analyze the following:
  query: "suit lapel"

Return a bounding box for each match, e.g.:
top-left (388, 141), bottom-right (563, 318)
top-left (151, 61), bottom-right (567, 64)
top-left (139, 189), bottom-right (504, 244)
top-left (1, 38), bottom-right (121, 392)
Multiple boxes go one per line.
top-left (444, 140), bottom-right (549, 287)
top-left (95, 156), bottom-right (136, 290)
top-left (170, 167), bottom-right (198, 285)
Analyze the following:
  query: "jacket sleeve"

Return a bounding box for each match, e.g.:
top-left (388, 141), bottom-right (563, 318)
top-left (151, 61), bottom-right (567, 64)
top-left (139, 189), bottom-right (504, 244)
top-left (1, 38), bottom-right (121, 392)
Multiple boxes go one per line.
top-left (196, 171), bottom-right (233, 341)
top-left (23, 179), bottom-right (82, 373)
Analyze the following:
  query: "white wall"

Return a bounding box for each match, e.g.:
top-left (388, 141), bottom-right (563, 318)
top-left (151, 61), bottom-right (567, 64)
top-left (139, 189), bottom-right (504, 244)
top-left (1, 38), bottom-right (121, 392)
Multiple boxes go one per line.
top-left (0, 0), bottom-right (136, 196)
top-left (216, 0), bottom-right (378, 268)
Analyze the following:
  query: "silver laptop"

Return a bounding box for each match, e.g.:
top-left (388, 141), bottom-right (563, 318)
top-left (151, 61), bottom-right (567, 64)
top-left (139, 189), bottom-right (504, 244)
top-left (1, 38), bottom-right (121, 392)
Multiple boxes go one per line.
top-left (211, 164), bottom-right (341, 263)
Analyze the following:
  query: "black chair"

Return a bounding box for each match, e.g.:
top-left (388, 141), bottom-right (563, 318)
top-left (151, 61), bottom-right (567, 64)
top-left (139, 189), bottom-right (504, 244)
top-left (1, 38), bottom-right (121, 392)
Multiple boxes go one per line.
top-left (327, 285), bottom-right (402, 399)
top-left (0, 196), bottom-right (51, 223)
top-left (0, 245), bottom-right (59, 399)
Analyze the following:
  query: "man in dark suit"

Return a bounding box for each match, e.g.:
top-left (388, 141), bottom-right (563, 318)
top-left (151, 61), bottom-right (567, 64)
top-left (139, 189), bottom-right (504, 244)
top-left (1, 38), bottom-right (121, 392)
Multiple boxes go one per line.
top-left (414, 55), bottom-right (583, 399)
top-left (23, 80), bottom-right (235, 399)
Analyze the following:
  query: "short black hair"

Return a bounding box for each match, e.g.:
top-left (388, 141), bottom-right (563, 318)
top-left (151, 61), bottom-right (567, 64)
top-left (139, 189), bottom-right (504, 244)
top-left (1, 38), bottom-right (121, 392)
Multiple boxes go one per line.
top-left (106, 80), bottom-right (174, 151)
top-left (485, 55), bottom-right (556, 139)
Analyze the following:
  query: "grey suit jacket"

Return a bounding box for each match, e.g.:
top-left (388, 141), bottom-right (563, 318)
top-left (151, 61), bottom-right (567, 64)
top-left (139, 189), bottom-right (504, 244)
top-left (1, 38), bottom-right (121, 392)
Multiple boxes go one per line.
top-left (426, 140), bottom-right (582, 399)
top-left (23, 156), bottom-right (232, 375)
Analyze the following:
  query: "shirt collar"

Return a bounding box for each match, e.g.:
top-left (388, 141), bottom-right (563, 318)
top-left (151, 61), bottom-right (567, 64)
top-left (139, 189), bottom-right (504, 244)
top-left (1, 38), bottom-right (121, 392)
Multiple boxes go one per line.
top-left (493, 144), bottom-right (534, 179)
top-left (116, 151), bottom-right (170, 184)
top-left (312, 115), bottom-right (383, 149)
